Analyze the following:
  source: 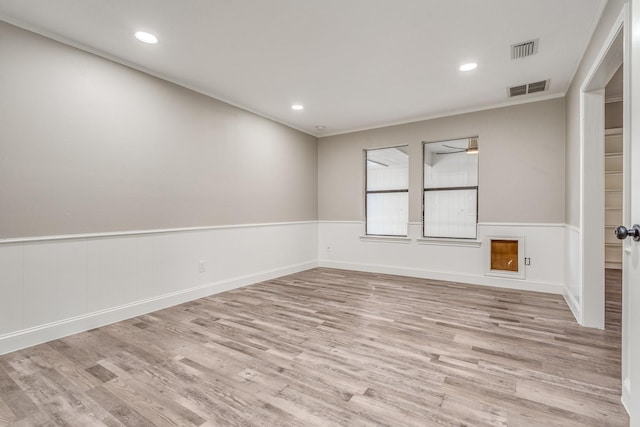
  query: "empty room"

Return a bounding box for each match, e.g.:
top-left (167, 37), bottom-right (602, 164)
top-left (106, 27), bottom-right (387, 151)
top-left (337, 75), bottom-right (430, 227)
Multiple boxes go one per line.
top-left (1, 0), bottom-right (640, 426)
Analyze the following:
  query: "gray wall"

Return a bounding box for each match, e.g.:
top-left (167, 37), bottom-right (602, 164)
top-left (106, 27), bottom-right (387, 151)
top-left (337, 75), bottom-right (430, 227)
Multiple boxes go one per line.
top-left (319, 98), bottom-right (566, 224)
top-left (0, 21), bottom-right (318, 238)
top-left (564, 0), bottom-right (626, 227)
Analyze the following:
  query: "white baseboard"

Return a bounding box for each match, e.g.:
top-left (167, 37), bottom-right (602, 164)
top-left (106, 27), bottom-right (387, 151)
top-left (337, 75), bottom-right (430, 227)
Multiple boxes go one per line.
top-left (562, 284), bottom-right (582, 324)
top-left (0, 260), bottom-right (317, 356)
top-left (621, 378), bottom-right (631, 416)
top-left (0, 220), bottom-right (580, 355)
top-left (318, 259), bottom-right (563, 294)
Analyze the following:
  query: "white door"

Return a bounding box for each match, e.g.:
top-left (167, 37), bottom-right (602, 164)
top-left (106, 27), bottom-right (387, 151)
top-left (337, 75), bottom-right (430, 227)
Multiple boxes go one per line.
top-left (627, 219), bottom-right (640, 424)
top-left (624, 131), bottom-right (640, 424)
top-left (625, 115), bottom-right (640, 425)
top-left (626, 2), bottom-right (640, 423)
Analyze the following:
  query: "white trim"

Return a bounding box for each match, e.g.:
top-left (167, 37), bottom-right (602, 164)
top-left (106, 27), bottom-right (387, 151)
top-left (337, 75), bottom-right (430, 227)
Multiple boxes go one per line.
top-left (0, 9), bottom-right (606, 141)
top-left (0, 14), bottom-right (568, 140)
top-left (605, 127), bottom-right (623, 135)
top-left (577, 7), bottom-right (626, 330)
top-left (580, 10), bottom-right (625, 94)
top-left (320, 221), bottom-right (565, 228)
top-left (0, 221), bottom-right (317, 244)
top-left (565, 223), bottom-right (581, 233)
top-left (359, 235), bottom-right (411, 244)
top-left (416, 238), bottom-right (482, 247)
top-left (605, 95), bottom-right (623, 104)
top-left (621, 378), bottom-right (630, 415)
top-left (563, 223), bottom-right (582, 324)
top-left (320, 93), bottom-right (565, 138)
top-left (317, 220), bottom-right (362, 225)
top-left (562, 285), bottom-right (582, 324)
top-left (564, 0), bottom-right (609, 97)
top-left (318, 259), bottom-right (562, 294)
top-left (0, 14), bottom-right (317, 139)
top-left (485, 236), bottom-right (526, 280)
top-left (579, 88), bottom-right (606, 329)
top-left (1, 219), bottom-right (566, 247)
top-left (0, 260), bottom-right (317, 356)
top-left (478, 222), bottom-right (564, 228)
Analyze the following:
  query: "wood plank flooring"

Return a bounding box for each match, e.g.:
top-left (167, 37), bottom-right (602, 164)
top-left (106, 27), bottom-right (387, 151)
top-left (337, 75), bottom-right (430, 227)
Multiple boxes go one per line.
top-left (0, 268), bottom-right (629, 426)
top-left (605, 268), bottom-right (623, 331)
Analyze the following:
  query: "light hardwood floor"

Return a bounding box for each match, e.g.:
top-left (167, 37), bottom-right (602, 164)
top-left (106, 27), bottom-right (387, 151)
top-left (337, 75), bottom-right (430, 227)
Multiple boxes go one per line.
top-left (0, 268), bottom-right (629, 426)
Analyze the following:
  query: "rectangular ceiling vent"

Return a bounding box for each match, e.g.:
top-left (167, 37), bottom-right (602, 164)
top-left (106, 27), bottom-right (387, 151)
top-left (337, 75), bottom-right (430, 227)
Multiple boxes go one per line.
top-left (527, 80), bottom-right (547, 93)
top-left (509, 84), bottom-right (527, 97)
top-left (511, 39), bottom-right (538, 59)
top-left (508, 80), bottom-right (548, 97)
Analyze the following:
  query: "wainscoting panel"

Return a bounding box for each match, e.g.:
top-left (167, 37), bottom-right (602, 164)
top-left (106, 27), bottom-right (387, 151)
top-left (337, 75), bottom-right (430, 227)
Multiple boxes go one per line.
top-left (318, 221), bottom-right (564, 294)
top-left (23, 242), bottom-right (59, 329)
top-left (1, 220), bottom-right (574, 354)
top-left (59, 239), bottom-right (89, 320)
top-left (0, 221), bottom-right (318, 355)
top-left (0, 244), bottom-right (23, 336)
top-left (563, 224), bottom-right (582, 323)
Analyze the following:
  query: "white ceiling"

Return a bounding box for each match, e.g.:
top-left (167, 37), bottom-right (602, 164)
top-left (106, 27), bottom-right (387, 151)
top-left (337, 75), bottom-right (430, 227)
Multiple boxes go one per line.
top-left (0, 0), bottom-right (606, 137)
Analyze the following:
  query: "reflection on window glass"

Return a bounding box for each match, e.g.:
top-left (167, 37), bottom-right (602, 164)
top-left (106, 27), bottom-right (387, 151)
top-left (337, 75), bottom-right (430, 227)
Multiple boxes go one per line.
top-left (365, 146), bottom-right (408, 236)
top-left (423, 138), bottom-right (478, 239)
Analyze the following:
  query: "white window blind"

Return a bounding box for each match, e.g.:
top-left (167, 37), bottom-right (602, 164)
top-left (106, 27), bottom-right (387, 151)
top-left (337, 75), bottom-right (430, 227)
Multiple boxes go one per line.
top-left (365, 146), bottom-right (409, 236)
top-left (423, 138), bottom-right (478, 239)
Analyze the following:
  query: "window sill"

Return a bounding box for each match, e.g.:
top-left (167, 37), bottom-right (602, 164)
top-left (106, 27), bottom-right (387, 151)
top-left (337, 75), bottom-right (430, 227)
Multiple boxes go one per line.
top-left (359, 235), bottom-right (412, 244)
top-left (416, 238), bottom-right (482, 247)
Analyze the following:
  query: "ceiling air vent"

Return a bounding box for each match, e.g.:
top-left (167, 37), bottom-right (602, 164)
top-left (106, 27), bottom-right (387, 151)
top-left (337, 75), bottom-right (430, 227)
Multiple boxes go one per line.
top-left (509, 85), bottom-right (527, 97)
top-left (527, 80), bottom-right (547, 93)
top-left (511, 39), bottom-right (538, 59)
top-left (508, 80), bottom-right (548, 97)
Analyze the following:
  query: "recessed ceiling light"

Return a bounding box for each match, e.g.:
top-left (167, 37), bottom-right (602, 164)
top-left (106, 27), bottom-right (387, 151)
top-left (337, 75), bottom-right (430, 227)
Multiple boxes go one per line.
top-left (315, 125), bottom-right (325, 130)
top-left (459, 62), bottom-right (478, 72)
top-left (291, 104), bottom-right (304, 111)
top-left (135, 31), bottom-right (158, 44)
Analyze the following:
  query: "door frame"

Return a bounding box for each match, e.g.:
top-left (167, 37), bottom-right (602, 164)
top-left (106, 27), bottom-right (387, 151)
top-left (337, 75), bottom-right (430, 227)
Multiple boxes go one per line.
top-left (579, 4), bottom-right (631, 413)
top-left (580, 8), bottom-right (627, 328)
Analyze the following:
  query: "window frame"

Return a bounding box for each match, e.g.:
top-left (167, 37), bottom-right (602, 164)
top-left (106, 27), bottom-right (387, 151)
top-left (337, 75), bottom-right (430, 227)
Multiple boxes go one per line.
top-left (422, 138), bottom-right (479, 240)
top-left (364, 145), bottom-right (409, 237)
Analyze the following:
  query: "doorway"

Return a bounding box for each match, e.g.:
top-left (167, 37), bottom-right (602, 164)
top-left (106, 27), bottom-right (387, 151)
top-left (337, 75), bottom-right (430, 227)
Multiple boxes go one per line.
top-left (581, 27), bottom-right (623, 329)
top-left (580, 9), bottom-right (632, 416)
top-left (604, 66), bottom-right (623, 333)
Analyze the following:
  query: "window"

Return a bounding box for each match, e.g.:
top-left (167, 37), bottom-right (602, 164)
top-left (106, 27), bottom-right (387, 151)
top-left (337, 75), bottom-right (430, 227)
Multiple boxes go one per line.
top-left (365, 146), bottom-right (409, 236)
top-left (423, 137), bottom-right (478, 239)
